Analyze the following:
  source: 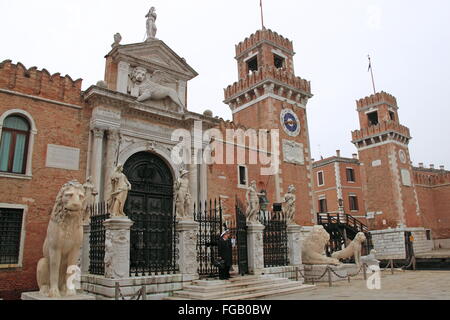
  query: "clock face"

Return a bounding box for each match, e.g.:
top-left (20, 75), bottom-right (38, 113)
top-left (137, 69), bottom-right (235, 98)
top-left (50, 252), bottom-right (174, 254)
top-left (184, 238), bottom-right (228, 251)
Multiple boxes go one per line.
top-left (399, 150), bottom-right (407, 164)
top-left (280, 109), bottom-right (301, 137)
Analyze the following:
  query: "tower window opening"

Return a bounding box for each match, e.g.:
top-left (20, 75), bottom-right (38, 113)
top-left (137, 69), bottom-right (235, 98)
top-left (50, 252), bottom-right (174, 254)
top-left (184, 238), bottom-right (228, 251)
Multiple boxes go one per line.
top-left (389, 111), bottom-right (396, 121)
top-left (247, 57), bottom-right (258, 73)
top-left (367, 111), bottom-right (379, 126)
top-left (274, 54), bottom-right (285, 69)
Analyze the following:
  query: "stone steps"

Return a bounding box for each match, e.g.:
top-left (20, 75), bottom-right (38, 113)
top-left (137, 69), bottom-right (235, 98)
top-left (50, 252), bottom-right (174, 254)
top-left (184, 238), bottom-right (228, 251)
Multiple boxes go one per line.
top-left (165, 275), bottom-right (315, 300)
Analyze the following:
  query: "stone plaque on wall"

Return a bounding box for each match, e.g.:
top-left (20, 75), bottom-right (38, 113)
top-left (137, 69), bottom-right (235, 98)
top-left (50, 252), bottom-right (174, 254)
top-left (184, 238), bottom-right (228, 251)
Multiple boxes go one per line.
top-left (401, 169), bottom-right (412, 186)
top-left (282, 140), bottom-right (304, 165)
top-left (45, 144), bottom-right (80, 171)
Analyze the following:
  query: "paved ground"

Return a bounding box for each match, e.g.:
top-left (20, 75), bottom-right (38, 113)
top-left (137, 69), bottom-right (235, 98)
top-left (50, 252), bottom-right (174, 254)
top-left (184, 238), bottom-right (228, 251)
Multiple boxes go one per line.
top-left (259, 270), bottom-right (450, 300)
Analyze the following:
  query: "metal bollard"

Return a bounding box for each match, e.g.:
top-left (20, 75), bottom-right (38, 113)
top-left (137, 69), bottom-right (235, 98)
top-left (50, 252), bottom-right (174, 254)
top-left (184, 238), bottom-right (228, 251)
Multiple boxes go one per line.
top-left (115, 282), bottom-right (120, 301)
top-left (363, 264), bottom-right (367, 280)
top-left (390, 259), bottom-right (394, 275)
top-left (142, 285), bottom-right (147, 300)
top-left (327, 267), bottom-right (332, 287)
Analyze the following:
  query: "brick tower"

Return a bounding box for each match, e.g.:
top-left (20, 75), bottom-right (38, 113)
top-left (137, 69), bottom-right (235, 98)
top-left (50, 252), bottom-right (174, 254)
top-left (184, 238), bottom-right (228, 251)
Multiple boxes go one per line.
top-left (352, 92), bottom-right (422, 230)
top-left (223, 29), bottom-right (315, 225)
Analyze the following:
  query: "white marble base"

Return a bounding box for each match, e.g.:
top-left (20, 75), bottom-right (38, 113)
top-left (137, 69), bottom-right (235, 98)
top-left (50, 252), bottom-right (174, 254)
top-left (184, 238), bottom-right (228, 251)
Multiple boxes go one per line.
top-left (21, 291), bottom-right (96, 301)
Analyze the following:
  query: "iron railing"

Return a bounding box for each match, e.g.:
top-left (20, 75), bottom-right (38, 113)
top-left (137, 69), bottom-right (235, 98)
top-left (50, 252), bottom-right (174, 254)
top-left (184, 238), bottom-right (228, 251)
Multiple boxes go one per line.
top-left (260, 211), bottom-right (289, 268)
top-left (194, 199), bottom-right (223, 278)
top-left (0, 208), bottom-right (23, 265)
top-left (89, 202), bottom-right (110, 275)
top-left (228, 203), bottom-right (249, 276)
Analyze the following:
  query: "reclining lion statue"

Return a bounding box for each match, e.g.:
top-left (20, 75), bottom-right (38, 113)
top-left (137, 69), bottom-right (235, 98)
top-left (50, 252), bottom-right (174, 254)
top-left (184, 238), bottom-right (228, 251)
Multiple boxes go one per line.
top-left (37, 181), bottom-right (85, 298)
top-left (302, 225), bottom-right (341, 265)
top-left (332, 232), bottom-right (367, 266)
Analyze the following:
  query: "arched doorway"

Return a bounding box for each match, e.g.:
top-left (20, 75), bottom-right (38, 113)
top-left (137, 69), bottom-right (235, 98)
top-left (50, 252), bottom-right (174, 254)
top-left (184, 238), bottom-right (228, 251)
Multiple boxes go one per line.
top-left (124, 151), bottom-right (177, 275)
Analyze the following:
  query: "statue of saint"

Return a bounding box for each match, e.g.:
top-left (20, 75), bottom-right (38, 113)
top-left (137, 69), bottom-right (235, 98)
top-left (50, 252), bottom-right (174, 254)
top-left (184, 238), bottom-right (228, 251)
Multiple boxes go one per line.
top-left (111, 33), bottom-right (122, 48)
top-left (284, 185), bottom-right (297, 225)
top-left (82, 176), bottom-right (98, 222)
top-left (145, 7), bottom-right (157, 41)
top-left (109, 164), bottom-right (132, 217)
top-left (174, 169), bottom-right (191, 220)
top-left (246, 181), bottom-right (261, 224)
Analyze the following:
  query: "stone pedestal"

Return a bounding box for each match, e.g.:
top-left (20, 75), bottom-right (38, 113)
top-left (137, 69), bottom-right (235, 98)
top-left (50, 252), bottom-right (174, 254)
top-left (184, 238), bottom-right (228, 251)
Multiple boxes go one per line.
top-left (176, 219), bottom-right (199, 281)
top-left (81, 224), bottom-right (91, 274)
top-left (21, 292), bottom-right (95, 301)
top-left (287, 224), bottom-right (303, 267)
top-left (247, 222), bottom-right (265, 275)
top-left (103, 217), bottom-right (134, 280)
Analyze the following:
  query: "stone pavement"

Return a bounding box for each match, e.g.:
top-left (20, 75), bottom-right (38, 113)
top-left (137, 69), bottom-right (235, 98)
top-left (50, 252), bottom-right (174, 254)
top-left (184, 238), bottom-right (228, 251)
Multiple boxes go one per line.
top-left (258, 270), bottom-right (450, 300)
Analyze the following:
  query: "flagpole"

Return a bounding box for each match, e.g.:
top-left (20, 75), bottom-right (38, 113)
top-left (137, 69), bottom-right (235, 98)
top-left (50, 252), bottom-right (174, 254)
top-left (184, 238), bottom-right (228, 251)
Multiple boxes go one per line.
top-left (260, 0), bottom-right (265, 29)
top-left (368, 55), bottom-right (376, 95)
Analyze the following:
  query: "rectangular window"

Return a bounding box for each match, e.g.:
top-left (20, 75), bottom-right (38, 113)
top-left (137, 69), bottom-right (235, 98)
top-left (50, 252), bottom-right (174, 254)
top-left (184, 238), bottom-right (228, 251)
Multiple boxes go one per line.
top-left (389, 111), bottom-right (396, 121)
top-left (274, 54), bottom-right (285, 69)
top-left (238, 166), bottom-right (247, 186)
top-left (317, 171), bottom-right (324, 186)
top-left (247, 56), bottom-right (258, 73)
top-left (319, 199), bottom-right (328, 213)
top-left (0, 208), bottom-right (24, 265)
top-left (349, 196), bottom-right (359, 211)
top-left (367, 111), bottom-right (379, 126)
top-left (426, 230), bottom-right (432, 241)
top-left (346, 168), bottom-right (356, 182)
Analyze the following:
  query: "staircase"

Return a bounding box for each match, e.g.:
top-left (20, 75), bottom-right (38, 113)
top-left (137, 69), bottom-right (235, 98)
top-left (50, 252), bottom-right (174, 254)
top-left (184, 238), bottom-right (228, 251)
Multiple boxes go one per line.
top-left (165, 275), bottom-right (315, 300)
top-left (317, 212), bottom-right (373, 256)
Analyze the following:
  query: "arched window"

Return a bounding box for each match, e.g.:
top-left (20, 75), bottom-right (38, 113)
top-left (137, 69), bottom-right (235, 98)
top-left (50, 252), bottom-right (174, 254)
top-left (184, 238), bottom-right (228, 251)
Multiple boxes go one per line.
top-left (0, 115), bottom-right (30, 174)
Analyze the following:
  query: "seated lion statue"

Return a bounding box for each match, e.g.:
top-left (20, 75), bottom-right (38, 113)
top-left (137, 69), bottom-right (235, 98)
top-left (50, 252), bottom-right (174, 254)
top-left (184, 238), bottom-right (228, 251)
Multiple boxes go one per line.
top-left (37, 181), bottom-right (85, 298)
top-left (302, 225), bottom-right (341, 265)
top-left (332, 232), bottom-right (367, 266)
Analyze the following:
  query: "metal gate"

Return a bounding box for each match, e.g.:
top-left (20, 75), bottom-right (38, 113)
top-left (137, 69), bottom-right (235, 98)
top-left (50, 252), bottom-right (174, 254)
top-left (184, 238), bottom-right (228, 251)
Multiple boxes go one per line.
top-left (260, 211), bottom-right (289, 268)
top-left (234, 204), bottom-right (249, 275)
top-left (194, 200), bottom-right (223, 278)
top-left (89, 202), bottom-right (110, 275)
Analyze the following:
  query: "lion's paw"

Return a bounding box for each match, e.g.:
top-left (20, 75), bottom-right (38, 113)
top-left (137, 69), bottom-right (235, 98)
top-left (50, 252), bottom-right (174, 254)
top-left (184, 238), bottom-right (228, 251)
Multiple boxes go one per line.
top-left (48, 287), bottom-right (61, 298)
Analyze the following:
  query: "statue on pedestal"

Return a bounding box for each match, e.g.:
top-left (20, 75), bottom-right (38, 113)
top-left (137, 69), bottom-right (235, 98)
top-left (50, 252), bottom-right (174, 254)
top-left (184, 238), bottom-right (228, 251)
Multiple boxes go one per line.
top-left (82, 176), bottom-right (98, 223)
top-left (175, 169), bottom-right (191, 220)
top-left (332, 232), bottom-right (367, 267)
top-left (283, 185), bottom-right (296, 225)
top-left (109, 164), bottom-right (132, 218)
top-left (37, 181), bottom-right (85, 298)
top-left (302, 225), bottom-right (341, 265)
top-left (145, 6), bottom-right (157, 40)
top-left (111, 33), bottom-right (122, 48)
top-left (246, 181), bottom-right (261, 224)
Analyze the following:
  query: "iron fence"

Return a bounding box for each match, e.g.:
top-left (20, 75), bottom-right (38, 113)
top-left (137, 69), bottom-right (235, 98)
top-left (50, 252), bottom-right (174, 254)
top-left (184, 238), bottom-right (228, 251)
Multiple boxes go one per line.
top-left (260, 210), bottom-right (289, 268)
top-left (89, 202), bottom-right (110, 275)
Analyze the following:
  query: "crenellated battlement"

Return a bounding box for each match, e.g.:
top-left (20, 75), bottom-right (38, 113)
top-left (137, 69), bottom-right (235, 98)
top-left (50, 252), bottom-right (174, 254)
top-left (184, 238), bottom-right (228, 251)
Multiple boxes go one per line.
top-left (0, 60), bottom-right (83, 106)
top-left (224, 65), bottom-right (311, 108)
top-left (236, 29), bottom-right (294, 57)
top-left (356, 91), bottom-right (397, 110)
top-left (413, 168), bottom-right (450, 186)
top-left (352, 120), bottom-right (411, 145)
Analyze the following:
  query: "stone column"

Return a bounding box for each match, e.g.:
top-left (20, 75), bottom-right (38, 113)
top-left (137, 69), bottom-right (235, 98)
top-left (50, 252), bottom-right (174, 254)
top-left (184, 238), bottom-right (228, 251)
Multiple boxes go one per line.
top-left (104, 129), bottom-right (121, 199)
top-left (287, 224), bottom-right (303, 278)
top-left (81, 224), bottom-right (91, 274)
top-left (103, 217), bottom-right (134, 279)
top-left (247, 222), bottom-right (265, 275)
top-left (176, 220), bottom-right (199, 281)
top-left (91, 128), bottom-right (105, 200)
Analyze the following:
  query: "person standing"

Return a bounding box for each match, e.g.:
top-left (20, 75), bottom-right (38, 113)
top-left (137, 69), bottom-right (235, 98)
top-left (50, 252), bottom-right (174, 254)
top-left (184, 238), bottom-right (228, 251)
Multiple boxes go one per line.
top-left (218, 230), bottom-right (233, 280)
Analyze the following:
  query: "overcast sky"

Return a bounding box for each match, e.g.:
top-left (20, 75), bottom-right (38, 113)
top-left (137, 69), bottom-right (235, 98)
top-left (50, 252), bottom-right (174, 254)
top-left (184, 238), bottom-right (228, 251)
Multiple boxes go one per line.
top-left (1, 0), bottom-right (449, 168)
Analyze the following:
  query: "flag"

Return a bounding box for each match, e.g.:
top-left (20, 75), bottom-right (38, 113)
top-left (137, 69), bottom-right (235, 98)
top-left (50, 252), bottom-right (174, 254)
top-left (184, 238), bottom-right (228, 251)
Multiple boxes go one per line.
top-left (260, 0), bottom-right (263, 8)
top-left (368, 55), bottom-right (372, 72)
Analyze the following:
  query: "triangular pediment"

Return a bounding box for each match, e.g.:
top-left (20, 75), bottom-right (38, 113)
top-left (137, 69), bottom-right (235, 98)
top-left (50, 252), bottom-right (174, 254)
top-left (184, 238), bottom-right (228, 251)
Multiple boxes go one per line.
top-left (108, 40), bottom-right (198, 81)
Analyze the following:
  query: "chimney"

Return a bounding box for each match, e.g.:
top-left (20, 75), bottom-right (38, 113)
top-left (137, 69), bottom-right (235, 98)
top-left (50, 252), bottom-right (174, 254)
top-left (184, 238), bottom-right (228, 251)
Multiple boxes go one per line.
top-left (311, 158), bottom-right (315, 162)
top-left (419, 163), bottom-right (424, 168)
top-left (352, 154), bottom-right (358, 160)
top-left (440, 165), bottom-right (445, 170)
top-left (430, 164), bottom-right (435, 170)
top-left (336, 150), bottom-right (341, 158)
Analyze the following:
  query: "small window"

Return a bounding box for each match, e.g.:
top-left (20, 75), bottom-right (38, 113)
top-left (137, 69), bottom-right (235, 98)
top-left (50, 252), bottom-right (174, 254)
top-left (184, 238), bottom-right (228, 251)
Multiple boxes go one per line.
top-left (389, 111), bottom-right (396, 121)
top-left (274, 54), bottom-right (285, 69)
top-left (426, 230), bottom-right (432, 241)
top-left (247, 57), bottom-right (258, 73)
top-left (0, 116), bottom-right (30, 174)
top-left (319, 199), bottom-right (328, 213)
top-left (349, 196), bottom-right (359, 211)
top-left (317, 171), bottom-right (324, 186)
top-left (346, 168), bottom-right (356, 182)
top-left (0, 208), bottom-right (24, 265)
top-left (239, 166), bottom-right (247, 186)
top-left (367, 111), bottom-right (379, 126)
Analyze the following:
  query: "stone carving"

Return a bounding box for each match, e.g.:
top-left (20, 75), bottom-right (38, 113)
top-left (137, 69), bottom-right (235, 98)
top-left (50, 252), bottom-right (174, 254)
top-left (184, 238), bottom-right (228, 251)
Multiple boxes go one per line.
top-left (332, 232), bottom-right (367, 266)
top-left (128, 67), bottom-right (184, 111)
top-left (302, 225), bottom-right (341, 265)
top-left (112, 33), bottom-right (122, 48)
top-left (283, 185), bottom-right (296, 225)
top-left (104, 230), bottom-right (129, 279)
top-left (145, 7), bottom-right (157, 41)
top-left (109, 164), bottom-right (132, 217)
top-left (82, 177), bottom-right (98, 222)
top-left (283, 140), bottom-right (304, 165)
top-left (37, 181), bottom-right (85, 298)
top-left (175, 169), bottom-right (191, 220)
top-left (183, 230), bottom-right (197, 274)
top-left (245, 181), bottom-right (261, 224)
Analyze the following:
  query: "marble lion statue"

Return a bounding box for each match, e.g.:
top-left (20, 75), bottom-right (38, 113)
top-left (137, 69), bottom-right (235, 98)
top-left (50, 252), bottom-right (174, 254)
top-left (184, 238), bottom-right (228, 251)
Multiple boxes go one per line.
top-left (302, 225), bottom-right (341, 265)
top-left (332, 232), bottom-right (367, 266)
top-left (130, 67), bottom-right (184, 111)
top-left (37, 181), bottom-right (85, 298)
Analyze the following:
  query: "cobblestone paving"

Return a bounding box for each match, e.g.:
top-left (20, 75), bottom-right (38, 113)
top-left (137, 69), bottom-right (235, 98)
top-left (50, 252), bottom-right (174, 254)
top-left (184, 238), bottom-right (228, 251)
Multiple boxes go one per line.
top-left (259, 270), bottom-right (450, 300)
